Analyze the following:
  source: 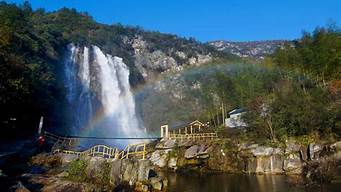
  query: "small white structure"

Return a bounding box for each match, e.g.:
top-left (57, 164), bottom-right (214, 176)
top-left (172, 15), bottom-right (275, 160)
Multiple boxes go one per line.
top-left (225, 108), bottom-right (247, 128)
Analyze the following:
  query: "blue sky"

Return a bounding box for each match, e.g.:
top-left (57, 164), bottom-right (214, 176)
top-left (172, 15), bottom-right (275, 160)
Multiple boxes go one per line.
top-left (5, 0), bottom-right (341, 42)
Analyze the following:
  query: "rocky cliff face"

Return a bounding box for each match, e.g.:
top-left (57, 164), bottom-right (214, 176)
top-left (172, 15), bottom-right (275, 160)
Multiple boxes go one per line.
top-left (208, 40), bottom-right (289, 60)
top-left (125, 35), bottom-right (213, 81)
top-left (149, 138), bottom-right (341, 178)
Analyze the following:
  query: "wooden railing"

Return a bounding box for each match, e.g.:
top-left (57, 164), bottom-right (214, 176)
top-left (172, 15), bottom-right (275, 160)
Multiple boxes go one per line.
top-left (168, 132), bottom-right (218, 140)
top-left (45, 131), bottom-right (147, 160)
top-left (54, 143), bottom-right (147, 160)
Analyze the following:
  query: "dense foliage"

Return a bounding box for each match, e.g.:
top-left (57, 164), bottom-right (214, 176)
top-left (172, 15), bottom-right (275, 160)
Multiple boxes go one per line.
top-left (0, 2), bottom-right (66, 136)
top-left (200, 26), bottom-right (340, 142)
top-left (272, 25), bottom-right (340, 80)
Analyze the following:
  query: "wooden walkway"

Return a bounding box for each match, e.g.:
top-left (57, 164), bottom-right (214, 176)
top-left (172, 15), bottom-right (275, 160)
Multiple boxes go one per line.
top-left (45, 132), bottom-right (147, 160)
top-left (53, 143), bottom-right (147, 160)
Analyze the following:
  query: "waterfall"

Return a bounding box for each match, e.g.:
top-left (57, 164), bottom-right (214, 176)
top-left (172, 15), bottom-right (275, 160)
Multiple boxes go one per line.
top-left (64, 44), bottom-right (142, 143)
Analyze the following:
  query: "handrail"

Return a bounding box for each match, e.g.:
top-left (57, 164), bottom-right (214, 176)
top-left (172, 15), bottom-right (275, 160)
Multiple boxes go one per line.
top-left (53, 143), bottom-right (147, 160)
top-left (168, 132), bottom-right (218, 140)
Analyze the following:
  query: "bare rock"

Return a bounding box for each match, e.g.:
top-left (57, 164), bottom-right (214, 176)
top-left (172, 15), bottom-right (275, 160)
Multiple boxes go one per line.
top-left (250, 146), bottom-right (275, 156)
top-left (330, 141), bottom-right (341, 151)
top-left (110, 159), bottom-right (122, 187)
top-left (149, 177), bottom-right (163, 191)
top-left (283, 153), bottom-right (303, 174)
top-left (150, 150), bottom-right (169, 168)
top-left (156, 139), bottom-right (176, 149)
top-left (185, 145), bottom-right (199, 159)
top-left (308, 143), bottom-right (323, 160)
top-left (168, 157), bottom-right (177, 169)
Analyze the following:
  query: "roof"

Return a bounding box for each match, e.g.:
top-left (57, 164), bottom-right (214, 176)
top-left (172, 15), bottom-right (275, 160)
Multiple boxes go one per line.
top-left (168, 120), bottom-right (205, 129)
top-left (189, 120), bottom-right (205, 126)
top-left (229, 108), bottom-right (246, 115)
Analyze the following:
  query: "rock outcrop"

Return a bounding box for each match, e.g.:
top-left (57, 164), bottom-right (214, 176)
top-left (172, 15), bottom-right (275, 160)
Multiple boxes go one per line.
top-left (149, 138), bottom-right (341, 176)
top-left (19, 154), bottom-right (167, 192)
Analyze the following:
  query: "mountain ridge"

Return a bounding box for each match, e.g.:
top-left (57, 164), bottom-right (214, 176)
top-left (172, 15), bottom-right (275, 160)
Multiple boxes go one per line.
top-left (208, 40), bottom-right (289, 60)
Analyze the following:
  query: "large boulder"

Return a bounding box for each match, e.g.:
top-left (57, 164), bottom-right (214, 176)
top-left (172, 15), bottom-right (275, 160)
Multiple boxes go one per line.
top-left (58, 154), bottom-right (79, 165)
top-left (330, 141), bottom-right (341, 151)
top-left (85, 157), bottom-right (106, 181)
top-left (178, 140), bottom-right (194, 147)
top-left (22, 174), bottom-right (97, 192)
top-left (250, 146), bottom-right (277, 156)
top-left (150, 150), bottom-right (169, 168)
top-left (121, 159), bottom-right (138, 185)
top-left (110, 159), bottom-right (122, 187)
top-left (308, 143), bottom-right (323, 160)
top-left (185, 145), bottom-right (199, 159)
top-left (285, 141), bottom-right (301, 154)
top-left (155, 139), bottom-right (176, 149)
top-left (137, 160), bottom-right (152, 182)
top-left (149, 177), bottom-right (163, 191)
top-left (283, 153), bottom-right (303, 174)
top-left (185, 145), bottom-right (209, 159)
top-left (168, 157), bottom-right (177, 169)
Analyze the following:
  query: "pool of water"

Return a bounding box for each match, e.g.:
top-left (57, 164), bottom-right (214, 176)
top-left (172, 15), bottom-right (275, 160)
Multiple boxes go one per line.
top-left (164, 172), bottom-right (341, 192)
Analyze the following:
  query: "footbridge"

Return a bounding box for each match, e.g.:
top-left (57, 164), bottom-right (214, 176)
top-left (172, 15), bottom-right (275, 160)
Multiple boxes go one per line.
top-left (43, 119), bottom-right (218, 160)
top-left (44, 131), bottom-right (160, 160)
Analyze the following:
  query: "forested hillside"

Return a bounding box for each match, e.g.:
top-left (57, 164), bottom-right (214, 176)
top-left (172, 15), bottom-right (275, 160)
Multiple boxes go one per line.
top-left (0, 2), bottom-right (234, 137)
top-left (140, 25), bottom-right (340, 141)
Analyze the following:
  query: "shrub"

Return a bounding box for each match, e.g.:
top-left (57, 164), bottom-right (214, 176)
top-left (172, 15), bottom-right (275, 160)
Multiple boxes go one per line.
top-left (67, 158), bottom-right (87, 182)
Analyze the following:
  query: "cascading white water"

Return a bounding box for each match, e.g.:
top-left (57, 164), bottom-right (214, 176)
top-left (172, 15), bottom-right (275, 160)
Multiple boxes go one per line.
top-left (64, 44), bottom-right (142, 142)
top-left (92, 45), bottom-right (140, 137)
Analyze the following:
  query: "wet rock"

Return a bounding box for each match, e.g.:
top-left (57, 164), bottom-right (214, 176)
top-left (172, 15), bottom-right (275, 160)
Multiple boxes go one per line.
top-left (149, 177), bottom-right (163, 191)
top-left (0, 169), bottom-right (6, 177)
top-left (270, 155), bottom-right (284, 173)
